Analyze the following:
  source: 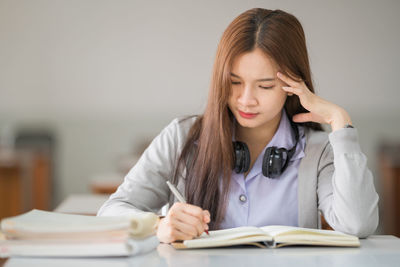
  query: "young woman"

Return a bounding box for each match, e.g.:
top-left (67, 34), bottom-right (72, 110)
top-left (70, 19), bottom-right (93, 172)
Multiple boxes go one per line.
top-left (97, 8), bottom-right (379, 243)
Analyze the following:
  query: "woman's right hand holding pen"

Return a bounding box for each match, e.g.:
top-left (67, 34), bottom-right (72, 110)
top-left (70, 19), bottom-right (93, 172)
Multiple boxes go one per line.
top-left (157, 202), bottom-right (210, 243)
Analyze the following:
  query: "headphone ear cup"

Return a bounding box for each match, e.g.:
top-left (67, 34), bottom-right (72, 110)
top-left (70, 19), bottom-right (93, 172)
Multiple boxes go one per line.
top-left (263, 147), bottom-right (286, 178)
top-left (233, 141), bottom-right (250, 173)
top-left (241, 142), bottom-right (250, 173)
top-left (262, 147), bottom-right (274, 178)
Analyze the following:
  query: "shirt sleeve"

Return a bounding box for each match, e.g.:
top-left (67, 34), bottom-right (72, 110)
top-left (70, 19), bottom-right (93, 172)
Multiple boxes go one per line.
top-left (316, 127), bottom-right (379, 238)
top-left (97, 119), bottom-right (181, 217)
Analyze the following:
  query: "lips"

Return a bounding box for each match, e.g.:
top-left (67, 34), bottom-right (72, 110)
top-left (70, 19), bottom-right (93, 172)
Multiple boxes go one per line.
top-left (238, 110), bottom-right (258, 119)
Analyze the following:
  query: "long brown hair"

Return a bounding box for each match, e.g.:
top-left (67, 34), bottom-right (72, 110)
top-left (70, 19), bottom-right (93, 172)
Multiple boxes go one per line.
top-left (172, 8), bottom-right (323, 230)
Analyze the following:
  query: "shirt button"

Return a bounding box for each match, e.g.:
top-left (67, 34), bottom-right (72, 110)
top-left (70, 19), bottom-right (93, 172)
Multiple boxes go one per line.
top-left (239, 194), bottom-right (247, 203)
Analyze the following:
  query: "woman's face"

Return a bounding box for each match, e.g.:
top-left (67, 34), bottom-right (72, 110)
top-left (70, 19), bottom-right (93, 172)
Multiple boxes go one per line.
top-left (228, 48), bottom-right (288, 131)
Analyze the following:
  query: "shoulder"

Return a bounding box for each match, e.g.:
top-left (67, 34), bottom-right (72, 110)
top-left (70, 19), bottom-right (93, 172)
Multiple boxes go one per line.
top-left (135, 115), bottom-right (199, 168)
top-left (164, 115), bottom-right (199, 137)
top-left (170, 115), bottom-right (199, 129)
top-left (160, 115), bottom-right (199, 149)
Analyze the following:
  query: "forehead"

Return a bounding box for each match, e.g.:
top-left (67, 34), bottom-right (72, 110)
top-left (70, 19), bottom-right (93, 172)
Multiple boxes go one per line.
top-left (231, 48), bottom-right (277, 78)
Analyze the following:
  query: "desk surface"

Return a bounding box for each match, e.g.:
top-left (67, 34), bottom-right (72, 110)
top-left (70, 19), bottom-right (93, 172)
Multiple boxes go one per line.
top-left (3, 235), bottom-right (400, 267)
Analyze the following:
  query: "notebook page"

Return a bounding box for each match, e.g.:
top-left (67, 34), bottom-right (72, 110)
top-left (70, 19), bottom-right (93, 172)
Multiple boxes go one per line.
top-left (183, 226), bottom-right (272, 247)
top-left (260, 225), bottom-right (351, 237)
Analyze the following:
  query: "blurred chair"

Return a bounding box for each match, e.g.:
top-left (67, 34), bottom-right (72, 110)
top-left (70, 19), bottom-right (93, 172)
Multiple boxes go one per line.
top-left (0, 127), bottom-right (55, 221)
top-left (15, 129), bottom-right (55, 211)
top-left (90, 172), bottom-right (123, 194)
top-left (379, 142), bottom-right (400, 237)
top-left (0, 152), bottom-right (23, 220)
top-left (91, 180), bottom-right (121, 195)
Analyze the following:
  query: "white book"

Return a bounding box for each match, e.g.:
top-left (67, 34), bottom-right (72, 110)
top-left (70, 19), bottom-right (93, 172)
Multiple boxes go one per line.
top-left (0, 209), bottom-right (160, 257)
top-left (0, 236), bottom-right (159, 257)
top-left (0, 235), bottom-right (159, 258)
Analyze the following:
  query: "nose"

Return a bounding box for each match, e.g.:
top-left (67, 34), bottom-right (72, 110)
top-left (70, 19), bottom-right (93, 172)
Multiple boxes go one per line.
top-left (237, 85), bottom-right (257, 107)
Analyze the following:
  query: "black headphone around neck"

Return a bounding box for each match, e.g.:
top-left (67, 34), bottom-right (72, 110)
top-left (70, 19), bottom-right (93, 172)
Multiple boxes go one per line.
top-left (232, 117), bottom-right (299, 179)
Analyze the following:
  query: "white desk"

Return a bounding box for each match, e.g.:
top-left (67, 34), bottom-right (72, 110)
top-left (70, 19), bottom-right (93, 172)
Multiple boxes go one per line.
top-left (3, 235), bottom-right (400, 267)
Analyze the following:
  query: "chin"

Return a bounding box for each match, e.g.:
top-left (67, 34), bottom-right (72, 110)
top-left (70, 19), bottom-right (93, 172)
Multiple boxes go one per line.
top-left (236, 117), bottom-right (262, 128)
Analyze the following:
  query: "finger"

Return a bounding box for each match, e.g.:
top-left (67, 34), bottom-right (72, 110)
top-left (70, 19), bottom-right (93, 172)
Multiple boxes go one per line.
top-left (203, 210), bottom-right (211, 223)
top-left (171, 227), bottom-right (194, 241)
top-left (292, 112), bottom-right (325, 124)
top-left (292, 113), bottom-right (313, 123)
top-left (171, 203), bottom-right (208, 233)
top-left (171, 217), bottom-right (200, 237)
top-left (277, 72), bottom-right (302, 87)
top-left (202, 210), bottom-right (210, 231)
top-left (173, 210), bottom-right (205, 236)
top-left (157, 218), bottom-right (193, 243)
top-left (282, 86), bottom-right (303, 96)
top-left (180, 203), bottom-right (206, 222)
top-left (171, 202), bottom-right (203, 221)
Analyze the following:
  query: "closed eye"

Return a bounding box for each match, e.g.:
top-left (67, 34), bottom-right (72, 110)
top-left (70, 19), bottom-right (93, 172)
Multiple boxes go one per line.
top-left (231, 81), bottom-right (274, 90)
top-left (260, 86), bottom-right (274, 89)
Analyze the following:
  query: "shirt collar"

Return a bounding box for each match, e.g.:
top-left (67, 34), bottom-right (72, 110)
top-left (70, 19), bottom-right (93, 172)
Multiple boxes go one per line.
top-left (240, 109), bottom-right (306, 179)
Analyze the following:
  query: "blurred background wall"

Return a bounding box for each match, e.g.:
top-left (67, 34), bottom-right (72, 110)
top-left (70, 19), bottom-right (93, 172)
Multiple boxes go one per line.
top-left (0, 0), bottom-right (399, 233)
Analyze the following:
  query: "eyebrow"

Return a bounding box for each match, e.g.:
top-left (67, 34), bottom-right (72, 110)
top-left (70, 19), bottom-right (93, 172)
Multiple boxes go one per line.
top-left (230, 72), bottom-right (275, 82)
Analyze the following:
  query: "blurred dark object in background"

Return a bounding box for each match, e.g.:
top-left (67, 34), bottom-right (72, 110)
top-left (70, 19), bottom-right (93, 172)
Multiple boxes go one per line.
top-left (0, 126), bottom-right (56, 220)
top-left (15, 129), bottom-right (55, 211)
top-left (379, 141), bottom-right (400, 237)
top-left (0, 152), bottom-right (23, 220)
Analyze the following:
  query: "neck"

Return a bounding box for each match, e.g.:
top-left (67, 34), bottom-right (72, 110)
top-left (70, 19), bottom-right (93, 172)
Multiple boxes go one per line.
top-left (236, 110), bottom-right (282, 148)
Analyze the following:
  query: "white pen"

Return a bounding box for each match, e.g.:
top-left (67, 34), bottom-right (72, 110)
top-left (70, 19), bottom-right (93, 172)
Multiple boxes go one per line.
top-left (166, 181), bottom-right (186, 203)
top-left (166, 181), bottom-right (209, 235)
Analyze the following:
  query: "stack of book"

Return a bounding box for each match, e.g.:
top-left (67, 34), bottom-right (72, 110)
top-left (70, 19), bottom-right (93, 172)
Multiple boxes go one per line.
top-left (0, 209), bottom-right (160, 257)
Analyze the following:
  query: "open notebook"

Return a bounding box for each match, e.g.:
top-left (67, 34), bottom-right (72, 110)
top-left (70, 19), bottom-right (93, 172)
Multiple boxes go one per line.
top-left (0, 209), bottom-right (160, 257)
top-left (172, 225), bottom-right (360, 249)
